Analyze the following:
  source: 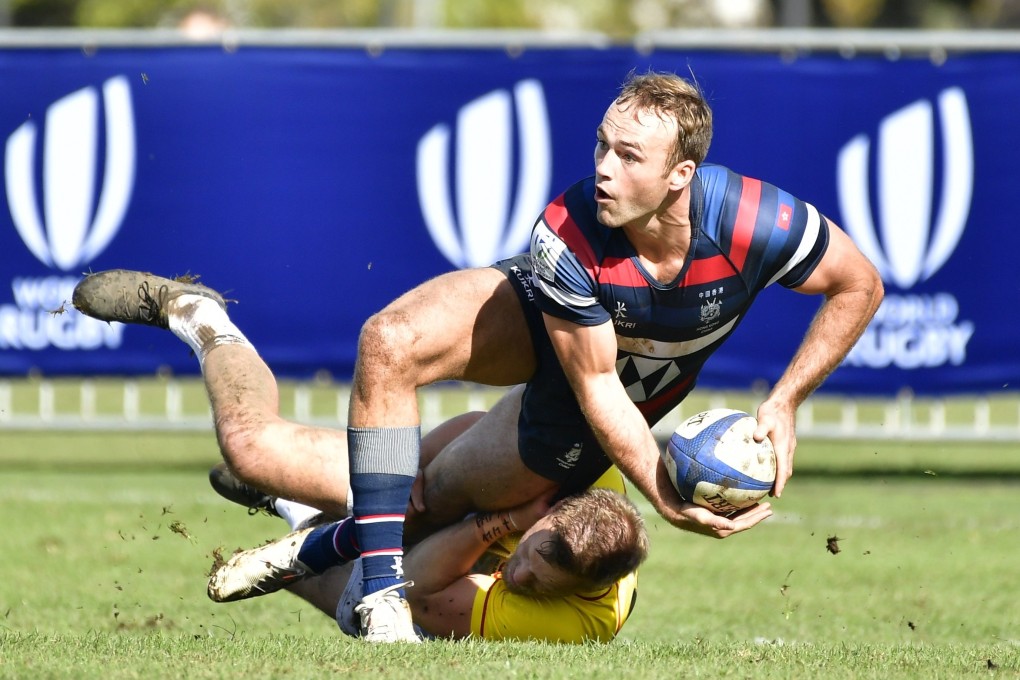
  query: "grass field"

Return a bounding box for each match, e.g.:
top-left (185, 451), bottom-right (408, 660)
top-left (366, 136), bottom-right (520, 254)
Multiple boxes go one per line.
top-left (2, 429), bottom-right (1019, 678)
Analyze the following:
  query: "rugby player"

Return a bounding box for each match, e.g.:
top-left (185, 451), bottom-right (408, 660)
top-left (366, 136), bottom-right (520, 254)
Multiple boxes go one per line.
top-left (73, 70), bottom-right (882, 642)
top-left (206, 454), bottom-right (646, 643)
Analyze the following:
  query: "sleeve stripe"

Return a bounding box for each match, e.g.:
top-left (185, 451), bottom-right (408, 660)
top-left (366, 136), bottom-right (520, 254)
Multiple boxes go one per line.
top-left (535, 276), bottom-right (600, 308)
top-left (730, 176), bottom-right (762, 272)
top-left (767, 204), bottom-right (822, 287)
top-left (544, 195), bottom-right (599, 278)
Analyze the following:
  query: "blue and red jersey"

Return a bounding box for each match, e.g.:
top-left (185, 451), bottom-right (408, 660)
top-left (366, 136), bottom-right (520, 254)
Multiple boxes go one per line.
top-left (529, 164), bottom-right (829, 425)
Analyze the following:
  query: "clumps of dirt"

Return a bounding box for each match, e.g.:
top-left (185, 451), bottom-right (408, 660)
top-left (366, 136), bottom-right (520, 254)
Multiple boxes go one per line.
top-left (169, 520), bottom-right (193, 541)
top-left (174, 271), bottom-right (237, 305)
top-left (207, 546), bottom-right (228, 577)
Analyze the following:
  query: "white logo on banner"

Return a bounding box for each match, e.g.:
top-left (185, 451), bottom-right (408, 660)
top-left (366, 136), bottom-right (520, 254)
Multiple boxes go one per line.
top-left (1, 76), bottom-right (134, 350)
top-left (417, 79), bottom-right (551, 268)
top-left (6, 75), bottom-right (135, 270)
top-left (838, 88), bottom-right (974, 370)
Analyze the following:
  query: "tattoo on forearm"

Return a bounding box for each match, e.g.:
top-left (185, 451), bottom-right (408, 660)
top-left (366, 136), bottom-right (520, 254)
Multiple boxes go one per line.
top-left (475, 512), bottom-right (516, 544)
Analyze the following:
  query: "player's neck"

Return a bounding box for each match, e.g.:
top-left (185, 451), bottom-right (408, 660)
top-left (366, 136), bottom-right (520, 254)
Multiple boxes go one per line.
top-left (624, 190), bottom-right (692, 283)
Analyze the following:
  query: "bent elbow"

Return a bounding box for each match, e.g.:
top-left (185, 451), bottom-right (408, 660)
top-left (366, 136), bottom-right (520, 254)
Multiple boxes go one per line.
top-left (868, 272), bottom-right (885, 313)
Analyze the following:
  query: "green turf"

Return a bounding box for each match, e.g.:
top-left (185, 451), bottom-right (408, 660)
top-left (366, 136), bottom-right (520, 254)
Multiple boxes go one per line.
top-left (1, 430), bottom-right (1019, 678)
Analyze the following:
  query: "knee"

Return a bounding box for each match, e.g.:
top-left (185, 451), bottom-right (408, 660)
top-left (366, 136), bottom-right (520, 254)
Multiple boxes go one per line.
top-left (214, 418), bottom-right (274, 486)
top-left (357, 310), bottom-right (422, 378)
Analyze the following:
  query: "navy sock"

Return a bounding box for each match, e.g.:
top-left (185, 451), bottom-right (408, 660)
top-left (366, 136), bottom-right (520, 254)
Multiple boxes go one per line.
top-left (294, 519), bottom-right (363, 574)
top-left (348, 425), bottom-right (420, 598)
top-left (333, 516), bottom-right (360, 561)
top-left (351, 471), bottom-right (414, 595)
top-left (295, 521), bottom-right (344, 574)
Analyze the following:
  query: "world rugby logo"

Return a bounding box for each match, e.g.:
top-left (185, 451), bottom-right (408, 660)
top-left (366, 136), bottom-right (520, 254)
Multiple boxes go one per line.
top-left (416, 79), bottom-right (551, 268)
top-left (4, 75), bottom-right (136, 271)
top-left (837, 87), bottom-right (972, 289)
top-left (838, 88), bottom-right (975, 371)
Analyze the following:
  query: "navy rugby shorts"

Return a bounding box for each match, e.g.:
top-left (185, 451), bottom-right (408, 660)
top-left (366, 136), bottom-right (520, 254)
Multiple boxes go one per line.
top-left (490, 254), bottom-right (613, 498)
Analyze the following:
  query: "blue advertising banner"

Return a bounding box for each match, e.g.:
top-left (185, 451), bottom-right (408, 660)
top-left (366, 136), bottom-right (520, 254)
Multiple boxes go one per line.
top-left (0, 39), bottom-right (1015, 394)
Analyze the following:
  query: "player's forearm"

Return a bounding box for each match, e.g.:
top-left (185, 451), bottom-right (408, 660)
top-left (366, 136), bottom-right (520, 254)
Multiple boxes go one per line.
top-left (403, 510), bottom-right (518, 596)
top-left (768, 286), bottom-right (882, 407)
top-left (573, 377), bottom-right (687, 525)
top-left (546, 317), bottom-right (689, 526)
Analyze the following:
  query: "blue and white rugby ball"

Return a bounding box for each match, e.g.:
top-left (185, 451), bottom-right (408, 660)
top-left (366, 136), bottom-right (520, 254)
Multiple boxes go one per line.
top-left (662, 408), bottom-right (776, 515)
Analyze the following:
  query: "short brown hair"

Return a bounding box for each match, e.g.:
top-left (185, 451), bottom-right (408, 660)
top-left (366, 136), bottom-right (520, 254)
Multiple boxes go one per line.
top-left (615, 70), bottom-right (714, 171)
top-left (538, 488), bottom-right (649, 589)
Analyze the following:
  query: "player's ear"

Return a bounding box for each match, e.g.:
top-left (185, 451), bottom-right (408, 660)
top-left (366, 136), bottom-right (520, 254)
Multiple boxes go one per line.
top-left (666, 159), bottom-right (697, 191)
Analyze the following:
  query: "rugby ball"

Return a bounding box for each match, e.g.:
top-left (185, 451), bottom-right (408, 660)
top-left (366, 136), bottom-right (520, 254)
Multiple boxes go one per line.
top-left (662, 408), bottom-right (776, 515)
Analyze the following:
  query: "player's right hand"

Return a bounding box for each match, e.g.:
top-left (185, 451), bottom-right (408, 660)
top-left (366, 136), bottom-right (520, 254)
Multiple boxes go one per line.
top-left (672, 501), bottom-right (773, 539)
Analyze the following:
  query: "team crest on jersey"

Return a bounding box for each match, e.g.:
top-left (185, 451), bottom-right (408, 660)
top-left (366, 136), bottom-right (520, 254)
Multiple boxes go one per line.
top-left (698, 288), bottom-right (723, 328)
top-left (700, 298), bottom-right (721, 324)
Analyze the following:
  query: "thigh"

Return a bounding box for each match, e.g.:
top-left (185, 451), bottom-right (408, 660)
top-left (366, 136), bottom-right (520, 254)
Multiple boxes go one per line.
top-left (373, 267), bottom-right (537, 387)
top-left (420, 411), bottom-right (485, 469)
top-left (419, 386), bottom-right (558, 528)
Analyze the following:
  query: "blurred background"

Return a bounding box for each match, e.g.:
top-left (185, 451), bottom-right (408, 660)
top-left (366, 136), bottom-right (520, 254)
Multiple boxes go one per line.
top-left (1, 0), bottom-right (1018, 440)
top-left (3, 0), bottom-right (1020, 32)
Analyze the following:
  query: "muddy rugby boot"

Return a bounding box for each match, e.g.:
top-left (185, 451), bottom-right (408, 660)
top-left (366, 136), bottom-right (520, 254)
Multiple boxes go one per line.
top-left (207, 526), bottom-right (317, 602)
top-left (208, 462), bottom-right (280, 517)
top-left (72, 269), bottom-right (225, 328)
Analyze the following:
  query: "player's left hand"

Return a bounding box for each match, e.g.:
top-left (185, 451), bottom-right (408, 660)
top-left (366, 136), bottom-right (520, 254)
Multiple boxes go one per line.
top-left (754, 399), bottom-right (798, 497)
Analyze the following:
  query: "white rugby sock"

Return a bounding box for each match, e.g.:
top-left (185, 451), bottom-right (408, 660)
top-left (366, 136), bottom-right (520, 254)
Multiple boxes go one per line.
top-left (275, 499), bottom-right (324, 531)
top-left (167, 294), bottom-right (255, 368)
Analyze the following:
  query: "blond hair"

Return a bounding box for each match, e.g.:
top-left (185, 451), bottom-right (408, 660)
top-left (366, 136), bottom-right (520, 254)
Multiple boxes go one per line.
top-left (538, 488), bottom-right (649, 589)
top-left (615, 70), bottom-right (714, 172)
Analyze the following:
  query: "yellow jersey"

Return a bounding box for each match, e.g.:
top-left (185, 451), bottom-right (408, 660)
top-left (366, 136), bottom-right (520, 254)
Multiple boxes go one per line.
top-left (469, 466), bottom-right (638, 643)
